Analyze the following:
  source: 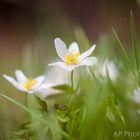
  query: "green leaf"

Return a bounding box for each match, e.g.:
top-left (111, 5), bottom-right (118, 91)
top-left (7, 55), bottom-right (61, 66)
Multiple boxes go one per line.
top-left (34, 95), bottom-right (47, 112)
top-left (55, 104), bottom-right (68, 112)
top-left (56, 109), bottom-right (70, 123)
top-left (11, 122), bottom-right (36, 140)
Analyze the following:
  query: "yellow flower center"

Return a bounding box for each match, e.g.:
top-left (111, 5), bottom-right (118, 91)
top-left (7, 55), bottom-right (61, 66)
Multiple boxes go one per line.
top-left (65, 51), bottom-right (80, 65)
top-left (24, 78), bottom-right (37, 90)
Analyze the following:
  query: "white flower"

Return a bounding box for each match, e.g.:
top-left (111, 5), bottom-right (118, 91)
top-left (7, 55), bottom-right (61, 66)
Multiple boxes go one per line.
top-left (49, 38), bottom-right (97, 71)
top-left (132, 87), bottom-right (140, 104)
top-left (96, 60), bottom-right (118, 81)
top-left (40, 67), bottom-right (69, 98)
top-left (3, 69), bottom-right (53, 94)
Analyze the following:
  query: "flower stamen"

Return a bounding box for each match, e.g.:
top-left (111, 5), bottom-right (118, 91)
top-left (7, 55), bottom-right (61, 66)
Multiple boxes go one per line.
top-left (24, 78), bottom-right (37, 90)
top-left (65, 51), bottom-right (80, 65)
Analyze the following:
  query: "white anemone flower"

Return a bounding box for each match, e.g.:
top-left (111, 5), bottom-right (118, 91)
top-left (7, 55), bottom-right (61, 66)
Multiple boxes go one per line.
top-left (40, 67), bottom-right (69, 98)
top-left (3, 69), bottom-right (53, 94)
top-left (132, 87), bottom-right (140, 104)
top-left (49, 38), bottom-right (97, 71)
top-left (96, 60), bottom-right (118, 81)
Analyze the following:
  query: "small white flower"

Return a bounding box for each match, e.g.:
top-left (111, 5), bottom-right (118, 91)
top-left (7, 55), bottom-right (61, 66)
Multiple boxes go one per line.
top-left (3, 69), bottom-right (53, 94)
top-left (132, 87), bottom-right (140, 104)
top-left (41, 66), bottom-right (80, 98)
top-left (40, 67), bottom-right (69, 98)
top-left (96, 60), bottom-right (118, 81)
top-left (49, 38), bottom-right (97, 71)
top-left (101, 60), bottom-right (118, 80)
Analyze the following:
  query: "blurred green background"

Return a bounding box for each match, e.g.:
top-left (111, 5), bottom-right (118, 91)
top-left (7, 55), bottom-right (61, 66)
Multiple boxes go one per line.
top-left (0, 0), bottom-right (140, 139)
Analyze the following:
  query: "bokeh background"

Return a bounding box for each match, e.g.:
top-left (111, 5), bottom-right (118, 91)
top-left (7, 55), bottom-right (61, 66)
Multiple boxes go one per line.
top-left (0, 0), bottom-right (140, 139)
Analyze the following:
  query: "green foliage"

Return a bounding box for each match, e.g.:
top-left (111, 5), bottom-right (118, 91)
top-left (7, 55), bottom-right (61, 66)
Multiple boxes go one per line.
top-left (1, 12), bottom-right (140, 140)
top-left (11, 122), bottom-right (36, 140)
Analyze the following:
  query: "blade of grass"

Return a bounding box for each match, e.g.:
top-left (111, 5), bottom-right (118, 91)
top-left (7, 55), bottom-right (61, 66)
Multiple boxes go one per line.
top-left (0, 93), bottom-right (48, 123)
top-left (130, 11), bottom-right (139, 80)
top-left (112, 28), bottom-right (139, 83)
top-left (106, 68), bottom-right (126, 124)
top-left (130, 11), bottom-right (139, 70)
top-left (112, 28), bottom-right (133, 71)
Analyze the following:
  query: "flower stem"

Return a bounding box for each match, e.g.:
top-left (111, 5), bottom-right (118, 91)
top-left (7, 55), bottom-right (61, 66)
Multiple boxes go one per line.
top-left (25, 93), bottom-right (28, 107)
top-left (71, 70), bottom-right (74, 89)
top-left (69, 70), bottom-right (75, 106)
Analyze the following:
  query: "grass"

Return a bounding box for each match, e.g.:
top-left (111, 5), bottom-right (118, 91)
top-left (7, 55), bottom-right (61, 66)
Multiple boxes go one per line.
top-left (0, 13), bottom-right (140, 140)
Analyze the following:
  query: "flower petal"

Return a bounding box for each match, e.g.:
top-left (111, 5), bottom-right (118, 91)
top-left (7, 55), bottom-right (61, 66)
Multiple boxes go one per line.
top-left (79, 44), bottom-right (96, 62)
top-left (49, 62), bottom-right (76, 71)
top-left (36, 83), bottom-right (54, 92)
top-left (3, 74), bottom-right (25, 91)
top-left (40, 88), bottom-right (62, 98)
top-left (68, 42), bottom-right (79, 53)
top-left (32, 76), bottom-right (45, 89)
top-left (15, 69), bottom-right (27, 83)
top-left (35, 76), bottom-right (45, 84)
top-left (132, 87), bottom-right (140, 103)
top-left (3, 74), bottom-right (19, 87)
top-left (106, 61), bottom-right (118, 80)
top-left (27, 90), bottom-right (34, 94)
top-left (54, 38), bottom-right (68, 61)
top-left (79, 57), bottom-right (97, 66)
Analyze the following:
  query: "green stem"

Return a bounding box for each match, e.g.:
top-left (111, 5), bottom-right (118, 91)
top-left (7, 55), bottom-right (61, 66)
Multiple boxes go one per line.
top-left (25, 93), bottom-right (28, 107)
top-left (69, 70), bottom-right (76, 106)
top-left (68, 93), bottom-right (75, 107)
top-left (71, 70), bottom-right (74, 89)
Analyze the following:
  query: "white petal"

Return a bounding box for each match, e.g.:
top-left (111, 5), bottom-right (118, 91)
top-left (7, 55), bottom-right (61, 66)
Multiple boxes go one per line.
top-left (54, 38), bottom-right (68, 61)
top-left (68, 42), bottom-right (79, 53)
top-left (27, 90), bottom-right (34, 94)
top-left (99, 60), bottom-right (118, 81)
top-left (32, 76), bottom-right (45, 89)
top-left (3, 74), bottom-right (19, 87)
top-left (35, 76), bottom-right (45, 84)
top-left (132, 87), bottom-right (140, 103)
top-left (49, 62), bottom-right (76, 71)
top-left (80, 57), bottom-right (97, 66)
top-left (15, 69), bottom-right (27, 83)
top-left (45, 66), bottom-right (69, 85)
top-left (36, 83), bottom-right (54, 92)
top-left (40, 88), bottom-right (61, 98)
top-left (107, 62), bottom-right (118, 80)
top-left (3, 74), bottom-right (25, 91)
top-left (40, 83), bottom-right (53, 89)
top-left (79, 44), bottom-right (96, 62)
